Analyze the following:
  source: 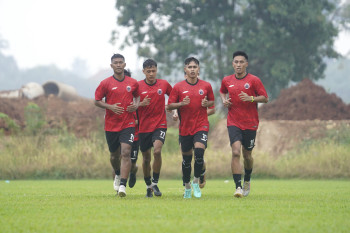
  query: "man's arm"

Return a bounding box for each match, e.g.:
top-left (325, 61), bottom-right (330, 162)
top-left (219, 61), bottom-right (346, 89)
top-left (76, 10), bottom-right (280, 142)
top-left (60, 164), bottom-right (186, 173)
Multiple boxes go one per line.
top-left (219, 92), bottom-right (232, 108)
top-left (167, 96), bottom-right (190, 110)
top-left (95, 100), bottom-right (124, 114)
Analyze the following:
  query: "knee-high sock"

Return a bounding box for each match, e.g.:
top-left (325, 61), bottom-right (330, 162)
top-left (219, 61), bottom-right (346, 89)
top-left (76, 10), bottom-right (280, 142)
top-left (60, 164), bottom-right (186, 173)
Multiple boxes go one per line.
top-left (182, 155), bottom-right (192, 184)
top-left (194, 148), bottom-right (204, 178)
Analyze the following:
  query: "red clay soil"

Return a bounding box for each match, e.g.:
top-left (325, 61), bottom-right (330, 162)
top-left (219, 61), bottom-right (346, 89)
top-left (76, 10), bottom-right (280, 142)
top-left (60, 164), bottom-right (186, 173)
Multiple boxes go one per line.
top-left (259, 79), bottom-right (350, 120)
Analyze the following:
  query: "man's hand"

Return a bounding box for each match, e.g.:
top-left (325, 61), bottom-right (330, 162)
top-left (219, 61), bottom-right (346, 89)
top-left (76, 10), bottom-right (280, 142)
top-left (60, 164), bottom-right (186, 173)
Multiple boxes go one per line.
top-left (110, 103), bottom-right (124, 114)
top-left (222, 98), bottom-right (232, 108)
top-left (201, 96), bottom-right (209, 107)
top-left (172, 110), bottom-right (178, 121)
top-left (126, 102), bottom-right (138, 112)
top-left (181, 96), bottom-right (190, 106)
top-left (139, 95), bottom-right (151, 107)
top-left (238, 91), bottom-right (251, 102)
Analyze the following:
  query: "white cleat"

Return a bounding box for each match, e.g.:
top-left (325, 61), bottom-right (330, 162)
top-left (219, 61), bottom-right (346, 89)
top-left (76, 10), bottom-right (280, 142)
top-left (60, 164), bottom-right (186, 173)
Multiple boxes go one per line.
top-left (242, 181), bottom-right (250, 197)
top-left (118, 185), bottom-right (126, 197)
top-left (114, 175), bottom-right (120, 193)
top-left (234, 187), bottom-right (243, 198)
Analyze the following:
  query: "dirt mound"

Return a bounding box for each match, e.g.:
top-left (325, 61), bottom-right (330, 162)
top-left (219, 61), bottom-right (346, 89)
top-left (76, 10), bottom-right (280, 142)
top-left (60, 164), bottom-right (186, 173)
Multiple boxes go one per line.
top-left (259, 79), bottom-right (350, 120)
top-left (0, 96), bottom-right (105, 137)
top-left (0, 95), bottom-right (178, 136)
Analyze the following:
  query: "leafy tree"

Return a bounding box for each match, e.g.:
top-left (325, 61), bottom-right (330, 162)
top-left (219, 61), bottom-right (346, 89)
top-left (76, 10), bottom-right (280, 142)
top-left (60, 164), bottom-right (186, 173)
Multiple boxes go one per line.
top-left (113, 0), bottom-right (342, 98)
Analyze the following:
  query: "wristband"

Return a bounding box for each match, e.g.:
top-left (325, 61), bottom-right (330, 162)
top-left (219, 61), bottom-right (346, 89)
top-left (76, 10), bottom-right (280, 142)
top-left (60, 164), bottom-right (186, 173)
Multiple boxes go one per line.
top-left (251, 96), bottom-right (254, 102)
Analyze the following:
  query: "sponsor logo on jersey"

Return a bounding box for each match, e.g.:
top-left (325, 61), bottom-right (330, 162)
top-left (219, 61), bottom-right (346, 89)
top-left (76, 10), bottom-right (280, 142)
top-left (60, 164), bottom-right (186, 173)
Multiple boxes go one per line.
top-left (112, 87), bottom-right (118, 90)
top-left (157, 89), bottom-right (163, 95)
top-left (183, 91), bottom-right (189, 93)
top-left (229, 85), bottom-right (234, 87)
top-left (199, 89), bottom-right (204, 95)
top-left (244, 83), bottom-right (250, 89)
top-left (126, 86), bottom-right (131, 92)
top-left (141, 91), bottom-right (148, 94)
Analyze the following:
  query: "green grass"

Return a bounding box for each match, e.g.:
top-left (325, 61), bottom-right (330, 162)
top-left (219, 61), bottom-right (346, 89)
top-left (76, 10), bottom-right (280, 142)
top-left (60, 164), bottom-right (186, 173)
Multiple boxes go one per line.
top-left (1, 179), bottom-right (349, 233)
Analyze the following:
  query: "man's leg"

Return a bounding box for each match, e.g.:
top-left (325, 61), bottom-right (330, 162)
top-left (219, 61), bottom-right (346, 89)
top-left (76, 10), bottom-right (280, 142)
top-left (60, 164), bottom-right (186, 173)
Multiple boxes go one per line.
top-left (182, 149), bottom-right (193, 199)
top-left (129, 141), bottom-right (139, 188)
top-left (242, 147), bottom-right (253, 197)
top-left (193, 142), bottom-right (205, 198)
top-left (231, 141), bottom-right (243, 198)
top-left (142, 149), bottom-right (153, 197)
top-left (118, 142), bottom-right (132, 197)
top-left (110, 148), bottom-right (121, 192)
top-left (199, 161), bottom-right (206, 188)
top-left (151, 140), bottom-right (164, 196)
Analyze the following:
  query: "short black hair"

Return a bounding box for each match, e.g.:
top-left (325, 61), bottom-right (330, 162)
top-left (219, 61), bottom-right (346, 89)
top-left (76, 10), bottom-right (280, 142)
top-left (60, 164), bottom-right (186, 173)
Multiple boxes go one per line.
top-left (124, 69), bottom-right (131, 77)
top-left (143, 59), bottom-right (157, 69)
top-left (184, 57), bottom-right (199, 65)
top-left (111, 53), bottom-right (125, 62)
top-left (232, 51), bottom-right (248, 61)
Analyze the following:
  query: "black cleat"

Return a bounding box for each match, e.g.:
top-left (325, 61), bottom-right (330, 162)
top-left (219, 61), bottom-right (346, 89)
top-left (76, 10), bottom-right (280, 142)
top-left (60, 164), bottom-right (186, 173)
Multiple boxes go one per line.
top-left (146, 188), bottom-right (153, 198)
top-left (151, 185), bottom-right (162, 197)
top-left (128, 166), bottom-right (138, 188)
top-left (129, 173), bottom-right (136, 188)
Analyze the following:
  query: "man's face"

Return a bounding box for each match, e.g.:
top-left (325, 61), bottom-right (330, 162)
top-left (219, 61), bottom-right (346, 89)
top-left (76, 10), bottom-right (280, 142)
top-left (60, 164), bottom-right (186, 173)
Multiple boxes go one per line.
top-left (232, 56), bottom-right (248, 75)
top-left (143, 66), bottom-right (157, 83)
top-left (184, 61), bottom-right (200, 79)
top-left (110, 58), bottom-right (126, 75)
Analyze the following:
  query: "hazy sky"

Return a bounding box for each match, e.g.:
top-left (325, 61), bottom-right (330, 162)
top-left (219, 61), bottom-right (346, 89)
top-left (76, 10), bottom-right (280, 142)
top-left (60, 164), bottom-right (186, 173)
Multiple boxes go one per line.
top-left (0, 0), bottom-right (349, 76)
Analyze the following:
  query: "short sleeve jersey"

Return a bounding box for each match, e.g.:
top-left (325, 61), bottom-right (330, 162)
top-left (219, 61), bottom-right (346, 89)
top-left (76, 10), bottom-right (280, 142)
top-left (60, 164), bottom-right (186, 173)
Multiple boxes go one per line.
top-left (168, 79), bottom-right (215, 136)
top-left (220, 73), bottom-right (268, 130)
top-left (137, 79), bottom-right (172, 133)
top-left (95, 75), bottom-right (139, 132)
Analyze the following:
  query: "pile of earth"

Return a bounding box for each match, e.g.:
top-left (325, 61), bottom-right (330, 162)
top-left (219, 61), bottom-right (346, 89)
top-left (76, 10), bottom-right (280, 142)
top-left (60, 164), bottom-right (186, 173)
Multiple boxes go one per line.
top-left (0, 95), bottom-right (178, 137)
top-left (259, 79), bottom-right (350, 120)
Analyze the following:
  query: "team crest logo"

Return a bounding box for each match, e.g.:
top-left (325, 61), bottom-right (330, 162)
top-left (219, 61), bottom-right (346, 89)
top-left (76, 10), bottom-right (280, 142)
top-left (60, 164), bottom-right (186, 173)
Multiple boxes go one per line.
top-left (244, 83), bottom-right (250, 89)
top-left (157, 89), bottom-right (163, 95)
top-left (199, 89), bottom-right (204, 95)
top-left (126, 86), bottom-right (131, 92)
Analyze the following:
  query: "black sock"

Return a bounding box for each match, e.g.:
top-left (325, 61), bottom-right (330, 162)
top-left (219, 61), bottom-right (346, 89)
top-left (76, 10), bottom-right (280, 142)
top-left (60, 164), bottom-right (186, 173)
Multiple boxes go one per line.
top-left (233, 174), bottom-right (242, 189)
top-left (115, 169), bottom-right (120, 176)
top-left (182, 155), bottom-right (192, 184)
top-left (194, 148), bottom-right (204, 178)
top-left (152, 172), bottom-right (160, 184)
top-left (244, 168), bottom-right (252, 182)
top-left (144, 176), bottom-right (152, 186)
top-left (120, 178), bottom-right (127, 187)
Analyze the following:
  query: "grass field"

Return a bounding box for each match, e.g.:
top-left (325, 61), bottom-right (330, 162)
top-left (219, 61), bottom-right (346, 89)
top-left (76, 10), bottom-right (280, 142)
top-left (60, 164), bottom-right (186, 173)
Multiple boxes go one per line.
top-left (1, 179), bottom-right (349, 233)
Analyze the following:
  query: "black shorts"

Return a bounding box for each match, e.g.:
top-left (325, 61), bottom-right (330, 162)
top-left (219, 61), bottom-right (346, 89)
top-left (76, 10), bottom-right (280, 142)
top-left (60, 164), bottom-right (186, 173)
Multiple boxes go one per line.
top-left (227, 126), bottom-right (256, 151)
top-left (139, 128), bottom-right (167, 152)
top-left (179, 131), bottom-right (208, 152)
top-left (131, 140), bottom-right (139, 162)
top-left (105, 127), bottom-right (135, 153)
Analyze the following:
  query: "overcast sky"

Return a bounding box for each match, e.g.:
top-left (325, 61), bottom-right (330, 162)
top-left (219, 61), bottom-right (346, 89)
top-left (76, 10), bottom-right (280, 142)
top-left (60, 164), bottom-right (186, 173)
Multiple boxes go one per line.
top-left (0, 0), bottom-right (349, 77)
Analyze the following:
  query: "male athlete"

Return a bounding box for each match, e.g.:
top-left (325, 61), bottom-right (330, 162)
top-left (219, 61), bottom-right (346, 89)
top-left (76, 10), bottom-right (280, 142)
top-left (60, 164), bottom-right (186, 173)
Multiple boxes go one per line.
top-left (220, 51), bottom-right (268, 198)
top-left (137, 59), bottom-right (172, 197)
top-left (95, 54), bottom-right (139, 197)
top-left (168, 57), bottom-right (214, 199)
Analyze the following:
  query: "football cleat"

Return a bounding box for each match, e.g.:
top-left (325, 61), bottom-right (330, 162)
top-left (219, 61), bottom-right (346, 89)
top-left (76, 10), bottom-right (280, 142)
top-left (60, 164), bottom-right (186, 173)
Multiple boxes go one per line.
top-left (242, 181), bottom-right (250, 197)
top-left (192, 182), bottom-right (201, 198)
top-left (118, 185), bottom-right (126, 197)
top-left (128, 166), bottom-right (138, 188)
top-left (183, 188), bottom-right (192, 199)
top-left (145, 188), bottom-right (153, 198)
top-left (151, 185), bottom-right (162, 197)
top-left (113, 175), bottom-right (120, 193)
top-left (234, 187), bottom-right (243, 198)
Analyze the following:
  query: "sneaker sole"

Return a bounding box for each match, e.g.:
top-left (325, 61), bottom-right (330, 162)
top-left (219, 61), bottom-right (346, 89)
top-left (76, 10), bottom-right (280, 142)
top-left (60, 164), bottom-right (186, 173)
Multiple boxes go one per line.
top-left (118, 192), bottom-right (126, 197)
top-left (234, 193), bottom-right (243, 198)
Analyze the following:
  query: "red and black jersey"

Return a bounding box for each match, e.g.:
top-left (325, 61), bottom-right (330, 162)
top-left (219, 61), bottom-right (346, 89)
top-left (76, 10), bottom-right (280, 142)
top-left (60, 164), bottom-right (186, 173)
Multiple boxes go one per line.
top-left (137, 79), bottom-right (172, 133)
top-left (220, 73), bottom-right (268, 130)
top-left (168, 79), bottom-right (215, 136)
top-left (95, 75), bottom-right (139, 132)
